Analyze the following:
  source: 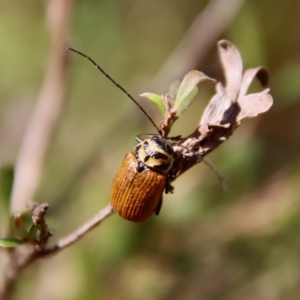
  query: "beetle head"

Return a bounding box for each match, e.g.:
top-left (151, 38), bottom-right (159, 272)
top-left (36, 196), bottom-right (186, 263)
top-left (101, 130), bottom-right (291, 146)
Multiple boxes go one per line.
top-left (134, 136), bottom-right (174, 173)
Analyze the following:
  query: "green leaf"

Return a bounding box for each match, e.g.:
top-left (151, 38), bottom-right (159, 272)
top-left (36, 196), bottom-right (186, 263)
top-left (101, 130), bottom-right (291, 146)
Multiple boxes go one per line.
top-left (174, 70), bottom-right (215, 117)
top-left (176, 87), bottom-right (199, 117)
top-left (0, 238), bottom-right (24, 248)
top-left (168, 80), bottom-right (181, 105)
top-left (140, 93), bottom-right (166, 116)
top-left (27, 225), bottom-right (39, 241)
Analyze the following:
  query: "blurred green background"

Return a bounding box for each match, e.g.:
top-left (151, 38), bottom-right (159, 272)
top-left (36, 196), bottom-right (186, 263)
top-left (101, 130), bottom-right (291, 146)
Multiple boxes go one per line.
top-left (0, 0), bottom-right (300, 299)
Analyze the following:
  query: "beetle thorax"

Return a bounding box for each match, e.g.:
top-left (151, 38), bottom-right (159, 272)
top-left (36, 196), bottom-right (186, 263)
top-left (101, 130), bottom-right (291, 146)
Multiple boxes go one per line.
top-left (134, 136), bottom-right (174, 173)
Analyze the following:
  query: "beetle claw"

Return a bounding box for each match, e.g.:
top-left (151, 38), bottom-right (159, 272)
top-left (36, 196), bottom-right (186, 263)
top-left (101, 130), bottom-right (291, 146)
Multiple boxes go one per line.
top-left (165, 175), bottom-right (174, 194)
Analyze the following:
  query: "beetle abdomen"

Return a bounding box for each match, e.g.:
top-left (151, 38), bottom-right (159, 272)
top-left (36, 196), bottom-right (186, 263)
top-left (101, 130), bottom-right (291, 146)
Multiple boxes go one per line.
top-left (110, 152), bottom-right (166, 222)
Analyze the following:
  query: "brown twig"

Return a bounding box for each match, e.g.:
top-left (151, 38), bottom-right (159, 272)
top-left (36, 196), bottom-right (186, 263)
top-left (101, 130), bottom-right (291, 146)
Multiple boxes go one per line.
top-left (41, 203), bottom-right (114, 256)
top-left (0, 203), bottom-right (113, 299)
top-left (10, 0), bottom-right (72, 214)
top-left (30, 202), bottom-right (52, 249)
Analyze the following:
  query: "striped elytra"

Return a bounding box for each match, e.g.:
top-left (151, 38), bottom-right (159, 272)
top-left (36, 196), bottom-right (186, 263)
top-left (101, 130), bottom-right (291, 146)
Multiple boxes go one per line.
top-left (110, 152), bottom-right (166, 222)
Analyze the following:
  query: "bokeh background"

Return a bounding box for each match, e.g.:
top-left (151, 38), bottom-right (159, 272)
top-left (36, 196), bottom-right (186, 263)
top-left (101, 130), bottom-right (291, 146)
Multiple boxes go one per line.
top-left (0, 0), bottom-right (300, 299)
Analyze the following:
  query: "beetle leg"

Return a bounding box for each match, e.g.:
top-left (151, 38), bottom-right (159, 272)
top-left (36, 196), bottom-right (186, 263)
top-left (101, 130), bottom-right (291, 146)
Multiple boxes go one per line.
top-left (165, 174), bottom-right (174, 194)
top-left (155, 197), bottom-right (163, 215)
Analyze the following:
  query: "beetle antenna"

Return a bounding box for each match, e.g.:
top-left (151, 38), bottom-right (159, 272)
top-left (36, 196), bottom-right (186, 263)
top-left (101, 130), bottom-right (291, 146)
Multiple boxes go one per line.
top-left (202, 158), bottom-right (228, 191)
top-left (68, 47), bottom-right (162, 135)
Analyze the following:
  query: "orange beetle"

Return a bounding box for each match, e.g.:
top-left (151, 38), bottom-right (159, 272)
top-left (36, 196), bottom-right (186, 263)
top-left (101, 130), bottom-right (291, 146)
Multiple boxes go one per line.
top-left (110, 135), bottom-right (174, 222)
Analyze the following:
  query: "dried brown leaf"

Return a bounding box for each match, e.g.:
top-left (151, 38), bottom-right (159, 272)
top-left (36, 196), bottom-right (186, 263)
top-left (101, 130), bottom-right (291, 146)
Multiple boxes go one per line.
top-left (218, 40), bottom-right (243, 101)
top-left (239, 67), bottom-right (269, 98)
top-left (237, 89), bottom-right (273, 121)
